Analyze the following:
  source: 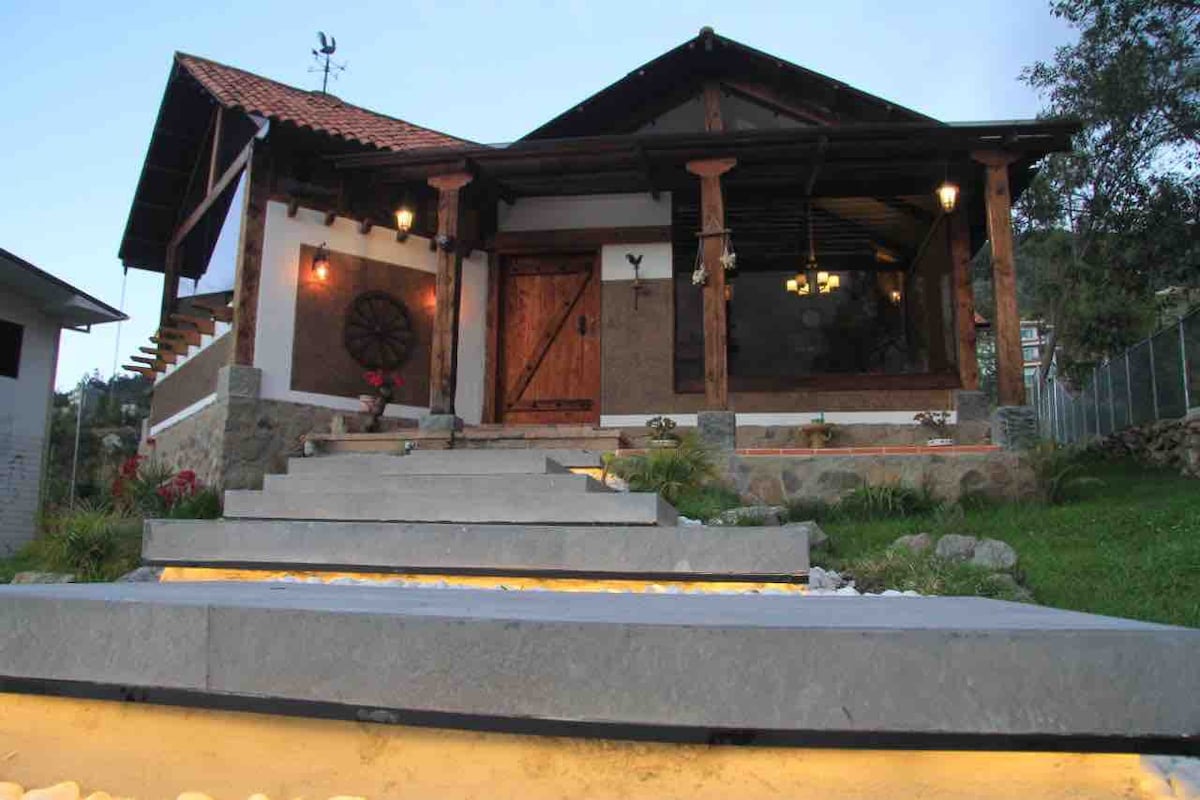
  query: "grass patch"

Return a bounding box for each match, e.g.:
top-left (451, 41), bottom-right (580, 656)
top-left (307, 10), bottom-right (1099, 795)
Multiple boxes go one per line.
top-left (815, 460), bottom-right (1200, 628)
top-left (843, 548), bottom-right (1028, 601)
top-left (673, 485), bottom-right (743, 521)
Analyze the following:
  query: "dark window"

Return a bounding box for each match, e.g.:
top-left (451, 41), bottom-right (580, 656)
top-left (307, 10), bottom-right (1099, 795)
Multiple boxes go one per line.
top-left (0, 318), bottom-right (23, 378)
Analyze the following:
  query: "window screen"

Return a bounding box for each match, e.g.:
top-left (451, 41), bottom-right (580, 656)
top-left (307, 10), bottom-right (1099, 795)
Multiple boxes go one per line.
top-left (0, 318), bottom-right (23, 378)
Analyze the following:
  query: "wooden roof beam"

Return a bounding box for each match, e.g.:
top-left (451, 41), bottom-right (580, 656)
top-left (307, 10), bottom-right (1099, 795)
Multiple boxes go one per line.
top-left (811, 202), bottom-right (915, 259)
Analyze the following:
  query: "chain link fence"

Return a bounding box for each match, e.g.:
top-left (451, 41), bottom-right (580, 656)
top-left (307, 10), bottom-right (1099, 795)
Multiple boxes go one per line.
top-left (1035, 307), bottom-right (1199, 444)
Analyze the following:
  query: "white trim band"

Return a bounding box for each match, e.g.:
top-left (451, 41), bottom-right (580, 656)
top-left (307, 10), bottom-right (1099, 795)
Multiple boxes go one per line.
top-left (599, 411), bottom-right (957, 428)
top-left (149, 393), bottom-right (218, 437)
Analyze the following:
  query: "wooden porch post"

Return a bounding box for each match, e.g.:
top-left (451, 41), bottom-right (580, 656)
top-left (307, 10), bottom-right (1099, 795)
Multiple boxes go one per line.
top-left (974, 150), bottom-right (1024, 406)
top-left (685, 157), bottom-right (736, 410)
top-left (427, 171), bottom-right (474, 415)
top-left (949, 206), bottom-right (980, 390)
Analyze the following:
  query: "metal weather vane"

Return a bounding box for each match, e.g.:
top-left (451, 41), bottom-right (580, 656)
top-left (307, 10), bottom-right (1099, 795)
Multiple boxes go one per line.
top-left (309, 32), bottom-right (346, 94)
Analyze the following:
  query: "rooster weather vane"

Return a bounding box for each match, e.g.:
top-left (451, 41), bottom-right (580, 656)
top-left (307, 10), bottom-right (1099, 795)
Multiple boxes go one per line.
top-left (309, 32), bottom-right (346, 94)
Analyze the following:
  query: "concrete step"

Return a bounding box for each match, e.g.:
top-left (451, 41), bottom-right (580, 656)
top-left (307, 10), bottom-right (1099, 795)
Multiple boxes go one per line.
top-left (286, 450), bottom-right (575, 476)
top-left (143, 519), bottom-right (811, 578)
top-left (262, 472), bottom-right (608, 495)
top-left (1, 583), bottom-right (1196, 746)
top-left (224, 488), bottom-right (676, 525)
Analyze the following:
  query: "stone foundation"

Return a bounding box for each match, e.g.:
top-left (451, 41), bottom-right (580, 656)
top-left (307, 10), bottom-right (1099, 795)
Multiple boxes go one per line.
top-left (729, 452), bottom-right (1034, 505)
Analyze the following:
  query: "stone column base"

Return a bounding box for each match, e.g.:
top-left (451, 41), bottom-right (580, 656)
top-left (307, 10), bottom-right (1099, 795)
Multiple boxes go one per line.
top-left (697, 410), bottom-right (737, 452)
top-left (420, 413), bottom-right (462, 432)
top-left (990, 406), bottom-right (1039, 450)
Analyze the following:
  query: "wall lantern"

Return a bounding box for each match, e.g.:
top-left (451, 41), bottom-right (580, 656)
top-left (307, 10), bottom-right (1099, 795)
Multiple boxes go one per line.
top-left (394, 206), bottom-right (414, 241)
top-left (889, 289), bottom-right (903, 305)
top-left (312, 243), bottom-right (331, 282)
top-left (936, 181), bottom-right (960, 214)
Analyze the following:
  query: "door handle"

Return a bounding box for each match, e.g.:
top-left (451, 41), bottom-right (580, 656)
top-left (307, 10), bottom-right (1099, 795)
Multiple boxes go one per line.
top-left (577, 314), bottom-right (587, 336)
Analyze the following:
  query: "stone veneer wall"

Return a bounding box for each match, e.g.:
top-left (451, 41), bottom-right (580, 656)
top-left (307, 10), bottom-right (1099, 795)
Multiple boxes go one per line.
top-left (142, 401), bottom-right (226, 488)
top-left (1092, 414), bottom-right (1200, 478)
top-left (729, 452), bottom-right (1034, 505)
top-left (220, 396), bottom-right (340, 490)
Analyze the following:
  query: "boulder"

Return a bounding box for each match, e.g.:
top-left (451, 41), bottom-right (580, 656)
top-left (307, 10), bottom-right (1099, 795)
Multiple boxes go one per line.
top-left (972, 539), bottom-right (1018, 571)
top-left (891, 532), bottom-right (933, 553)
top-left (710, 505), bottom-right (786, 527)
top-left (789, 521), bottom-right (829, 550)
top-left (10, 572), bottom-right (75, 585)
top-left (807, 566), bottom-right (844, 590)
top-left (934, 534), bottom-right (979, 562)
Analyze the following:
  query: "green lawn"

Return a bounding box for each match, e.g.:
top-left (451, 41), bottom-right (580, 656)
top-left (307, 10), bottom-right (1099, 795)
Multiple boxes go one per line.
top-left (815, 460), bottom-right (1200, 628)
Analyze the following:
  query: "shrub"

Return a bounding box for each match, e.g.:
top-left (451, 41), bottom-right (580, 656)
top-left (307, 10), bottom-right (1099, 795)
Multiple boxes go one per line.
top-left (111, 456), bottom-right (221, 518)
top-left (37, 503), bottom-right (142, 581)
top-left (834, 482), bottom-right (938, 520)
top-left (607, 433), bottom-right (719, 504)
top-left (843, 548), bottom-right (1029, 601)
top-left (784, 497), bottom-right (835, 523)
top-left (1027, 441), bottom-right (1103, 505)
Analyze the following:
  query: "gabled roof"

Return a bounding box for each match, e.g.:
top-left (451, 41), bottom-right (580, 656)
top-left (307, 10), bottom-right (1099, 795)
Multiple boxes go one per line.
top-left (175, 53), bottom-right (471, 152)
top-left (1, 247), bottom-right (125, 328)
top-left (523, 27), bottom-right (935, 140)
top-left (120, 53), bottom-right (472, 274)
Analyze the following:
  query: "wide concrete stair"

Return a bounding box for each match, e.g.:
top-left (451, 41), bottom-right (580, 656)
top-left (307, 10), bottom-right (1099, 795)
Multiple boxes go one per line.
top-left (145, 449), bottom-right (809, 581)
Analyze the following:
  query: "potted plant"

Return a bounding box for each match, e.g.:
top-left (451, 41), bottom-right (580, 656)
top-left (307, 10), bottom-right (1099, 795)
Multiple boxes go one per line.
top-left (799, 413), bottom-right (834, 449)
top-left (646, 415), bottom-right (680, 448)
top-left (360, 369), bottom-right (405, 433)
top-left (914, 410), bottom-right (954, 446)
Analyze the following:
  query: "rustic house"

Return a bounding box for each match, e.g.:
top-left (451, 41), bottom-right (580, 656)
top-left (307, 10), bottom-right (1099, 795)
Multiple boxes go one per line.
top-left (119, 28), bottom-right (1073, 490)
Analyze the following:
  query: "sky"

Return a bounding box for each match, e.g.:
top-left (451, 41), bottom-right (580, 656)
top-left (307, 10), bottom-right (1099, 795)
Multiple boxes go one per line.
top-left (0, 0), bottom-right (1075, 390)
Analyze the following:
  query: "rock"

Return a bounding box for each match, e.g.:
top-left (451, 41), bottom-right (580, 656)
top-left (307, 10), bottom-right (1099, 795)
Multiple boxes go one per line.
top-left (677, 516), bottom-right (703, 526)
top-left (982, 573), bottom-right (1034, 603)
top-left (807, 566), bottom-right (843, 590)
top-left (972, 538), bottom-right (1018, 571)
top-left (786, 521), bottom-right (828, 550)
top-left (934, 534), bottom-right (979, 562)
top-left (710, 505), bottom-right (786, 526)
top-left (834, 585), bottom-right (861, 596)
top-left (10, 572), bottom-right (75, 584)
top-left (0, 783), bottom-right (23, 800)
top-left (891, 532), bottom-right (933, 553)
top-left (116, 566), bottom-right (163, 583)
top-left (21, 784), bottom-right (80, 800)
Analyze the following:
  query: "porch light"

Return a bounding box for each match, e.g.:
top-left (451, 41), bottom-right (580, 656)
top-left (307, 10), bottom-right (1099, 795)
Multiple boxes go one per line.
top-left (394, 206), bottom-right (414, 241)
top-left (936, 181), bottom-right (960, 214)
top-left (312, 243), bottom-right (331, 282)
top-left (890, 289), bottom-right (903, 304)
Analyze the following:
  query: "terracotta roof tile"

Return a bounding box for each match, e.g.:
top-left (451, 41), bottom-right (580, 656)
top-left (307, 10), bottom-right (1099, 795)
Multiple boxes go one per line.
top-left (176, 52), bottom-right (472, 152)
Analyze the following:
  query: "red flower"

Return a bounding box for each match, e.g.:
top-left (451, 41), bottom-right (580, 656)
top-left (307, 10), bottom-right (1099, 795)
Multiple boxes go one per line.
top-left (119, 455), bottom-right (144, 479)
top-left (364, 370), bottom-right (384, 388)
top-left (391, 374), bottom-right (405, 388)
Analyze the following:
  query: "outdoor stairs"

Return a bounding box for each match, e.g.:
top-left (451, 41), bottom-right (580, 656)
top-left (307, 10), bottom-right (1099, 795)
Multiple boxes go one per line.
top-left (1, 447), bottom-right (1196, 776)
top-left (143, 449), bottom-right (811, 583)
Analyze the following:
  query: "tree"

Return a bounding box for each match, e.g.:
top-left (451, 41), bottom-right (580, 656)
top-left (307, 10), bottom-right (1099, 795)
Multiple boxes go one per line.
top-left (1018, 0), bottom-right (1200, 380)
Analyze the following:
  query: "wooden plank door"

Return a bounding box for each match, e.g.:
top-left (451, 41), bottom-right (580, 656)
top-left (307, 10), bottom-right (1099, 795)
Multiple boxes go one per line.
top-left (498, 253), bottom-right (601, 424)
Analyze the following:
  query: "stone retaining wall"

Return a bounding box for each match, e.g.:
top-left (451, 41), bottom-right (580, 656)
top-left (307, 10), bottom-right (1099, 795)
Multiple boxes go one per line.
top-left (1091, 413), bottom-right (1200, 478)
top-left (729, 452), bottom-right (1034, 505)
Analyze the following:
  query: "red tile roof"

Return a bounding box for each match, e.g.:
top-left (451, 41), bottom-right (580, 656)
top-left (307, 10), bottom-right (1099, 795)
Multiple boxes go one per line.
top-left (176, 53), bottom-right (472, 152)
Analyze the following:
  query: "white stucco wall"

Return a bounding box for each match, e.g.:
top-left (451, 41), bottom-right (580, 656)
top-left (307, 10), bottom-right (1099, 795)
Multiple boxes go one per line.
top-left (255, 202), bottom-right (486, 424)
top-left (0, 290), bottom-right (60, 554)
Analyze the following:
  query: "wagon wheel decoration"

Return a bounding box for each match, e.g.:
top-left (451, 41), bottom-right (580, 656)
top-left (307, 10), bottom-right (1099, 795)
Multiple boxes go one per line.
top-left (342, 291), bottom-right (415, 369)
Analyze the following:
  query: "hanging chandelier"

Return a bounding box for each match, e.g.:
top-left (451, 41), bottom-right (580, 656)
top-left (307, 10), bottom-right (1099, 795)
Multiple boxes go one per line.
top-left (786, 202), bottom-right (840, 296)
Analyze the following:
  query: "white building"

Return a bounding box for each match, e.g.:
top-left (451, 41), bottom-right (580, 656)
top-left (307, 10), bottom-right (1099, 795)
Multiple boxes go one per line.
top-left (0, 247), bottom-right (125, 553)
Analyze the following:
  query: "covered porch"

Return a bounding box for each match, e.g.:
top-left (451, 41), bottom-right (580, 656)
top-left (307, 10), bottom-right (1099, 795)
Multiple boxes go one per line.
top-left (332, 114), bottom-right (1074, 443)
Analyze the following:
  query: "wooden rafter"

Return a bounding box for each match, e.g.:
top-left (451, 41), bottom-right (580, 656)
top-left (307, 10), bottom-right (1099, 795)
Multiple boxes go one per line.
top-left (168, 141), bottom-right (253, 251)
top-left (170, 312), bottom-right (216, 336)
top-left (140, 346), bottom-right (177, 364)
top-left (190, 300), bottom-right (233, 322)
top-left (123, 364), bottom-right (155, 379)
top-left (159, 326), bottom-right (201, 347)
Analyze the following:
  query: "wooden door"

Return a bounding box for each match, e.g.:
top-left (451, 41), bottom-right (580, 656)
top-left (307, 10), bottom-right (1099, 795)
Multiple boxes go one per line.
top-left (498, 253), bottom-right (601, 424)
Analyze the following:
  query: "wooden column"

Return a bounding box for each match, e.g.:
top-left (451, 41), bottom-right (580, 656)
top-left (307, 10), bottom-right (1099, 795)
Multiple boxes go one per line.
top-left (427, 171), bottom-right (474, 415)
top-left (949, 205), bottom-right (980, 390)
top-left (231, 145), bottom-right (268, 366)
top-left (974, 150), bottom-right (1024, 405)
top-left (685, 157), bottom-right (736, 409)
